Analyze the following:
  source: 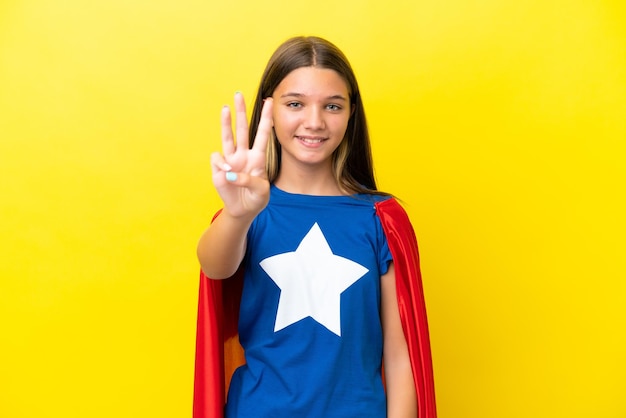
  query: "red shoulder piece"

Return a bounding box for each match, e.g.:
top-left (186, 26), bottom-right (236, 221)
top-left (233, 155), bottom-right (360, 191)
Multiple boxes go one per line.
top-left (375, 198), bottom-right (438, 418)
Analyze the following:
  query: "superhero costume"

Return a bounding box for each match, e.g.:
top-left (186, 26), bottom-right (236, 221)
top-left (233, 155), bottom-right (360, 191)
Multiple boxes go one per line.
top-left (193, 196), bottom-right (437, 417)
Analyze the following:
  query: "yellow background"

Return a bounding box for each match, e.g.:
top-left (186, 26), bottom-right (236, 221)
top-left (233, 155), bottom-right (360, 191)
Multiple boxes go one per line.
top-left (1, 0), bottom-right (624, 417)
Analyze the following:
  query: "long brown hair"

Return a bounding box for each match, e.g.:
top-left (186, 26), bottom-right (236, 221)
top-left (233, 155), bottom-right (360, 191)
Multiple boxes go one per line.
top-left (249, 36), bottom-right (386, 195)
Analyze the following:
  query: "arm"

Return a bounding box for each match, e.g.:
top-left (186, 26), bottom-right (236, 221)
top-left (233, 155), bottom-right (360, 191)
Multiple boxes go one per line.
top-left (196, 208), bottom-right (254, 279)
top-left (381, 262), bottom-right (417, 418)
top-left (196, 93), bottom-right (273, 279)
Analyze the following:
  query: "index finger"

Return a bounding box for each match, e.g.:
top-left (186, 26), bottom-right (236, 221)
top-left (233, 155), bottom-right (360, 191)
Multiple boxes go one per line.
top-left (251, 97), bottom-right (274, 154)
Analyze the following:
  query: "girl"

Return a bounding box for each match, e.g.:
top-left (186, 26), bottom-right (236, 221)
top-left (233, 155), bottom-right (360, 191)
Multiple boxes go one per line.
top-left (194, 36), bottom-right (436, 418)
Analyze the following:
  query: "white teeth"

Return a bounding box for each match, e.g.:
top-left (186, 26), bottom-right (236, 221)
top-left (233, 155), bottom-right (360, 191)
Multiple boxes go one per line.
top-left (299, 137), bottom-right (323, 144)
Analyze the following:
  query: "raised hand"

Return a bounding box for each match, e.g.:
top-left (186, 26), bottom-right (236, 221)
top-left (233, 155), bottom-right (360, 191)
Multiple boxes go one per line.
top-left (210, 92), bottom-right (274, 219)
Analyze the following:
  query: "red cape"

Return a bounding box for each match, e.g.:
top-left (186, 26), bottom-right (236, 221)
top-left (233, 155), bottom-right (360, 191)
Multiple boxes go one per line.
top-left (193, 198), bottom-right (437, 417)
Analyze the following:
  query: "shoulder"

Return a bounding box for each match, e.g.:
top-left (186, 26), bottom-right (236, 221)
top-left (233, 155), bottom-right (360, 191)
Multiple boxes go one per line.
top-left (374, 196), bottom-right (406, 215)
top-left (375, 197), bottom-right (416, 239)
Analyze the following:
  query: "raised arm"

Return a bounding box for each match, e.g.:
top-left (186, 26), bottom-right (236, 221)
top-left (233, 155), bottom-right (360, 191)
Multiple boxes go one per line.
top-left (197, 92), bottom-right (273, 279)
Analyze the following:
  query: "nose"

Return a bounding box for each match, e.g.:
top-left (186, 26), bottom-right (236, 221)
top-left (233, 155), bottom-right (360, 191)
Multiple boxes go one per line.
top-left (303, 107), bottom-right (325, 130)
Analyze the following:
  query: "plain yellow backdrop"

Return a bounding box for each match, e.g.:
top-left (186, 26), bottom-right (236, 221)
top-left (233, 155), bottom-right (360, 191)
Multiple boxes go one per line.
top-left (1, 0), bottom-right (624, 417)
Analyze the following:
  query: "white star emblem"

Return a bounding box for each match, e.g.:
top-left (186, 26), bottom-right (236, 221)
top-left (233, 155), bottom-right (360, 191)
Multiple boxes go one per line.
top-left (259, 223), bottom-right (369, 336)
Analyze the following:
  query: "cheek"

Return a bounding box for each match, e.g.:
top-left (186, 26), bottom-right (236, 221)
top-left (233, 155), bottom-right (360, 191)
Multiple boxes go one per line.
top-left (333, 116), bottom-right (351, 136)
top-left (271, 117), bottom-right (289, 144)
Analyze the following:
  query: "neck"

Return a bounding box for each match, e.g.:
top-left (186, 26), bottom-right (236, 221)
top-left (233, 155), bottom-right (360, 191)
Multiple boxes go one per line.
top-left (274, 163), bottom-right (344, 196)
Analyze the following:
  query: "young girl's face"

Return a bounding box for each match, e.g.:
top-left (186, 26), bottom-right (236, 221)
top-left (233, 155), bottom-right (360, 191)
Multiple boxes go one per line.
top-left (271, 66), bottom-right (352, 171)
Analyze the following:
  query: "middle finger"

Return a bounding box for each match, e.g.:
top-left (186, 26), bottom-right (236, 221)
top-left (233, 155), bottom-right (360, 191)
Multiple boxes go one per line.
top-left (234, 92), bottom-right (249, 151)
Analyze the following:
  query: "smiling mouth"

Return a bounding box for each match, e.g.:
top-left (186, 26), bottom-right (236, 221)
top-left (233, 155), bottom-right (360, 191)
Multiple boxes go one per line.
top-left (297, 136), bottom-right (327, 144)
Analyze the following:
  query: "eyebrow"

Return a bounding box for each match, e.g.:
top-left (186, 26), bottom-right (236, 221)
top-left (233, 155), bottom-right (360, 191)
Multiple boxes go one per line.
top-left (279, 92), bottom-right (348, 101)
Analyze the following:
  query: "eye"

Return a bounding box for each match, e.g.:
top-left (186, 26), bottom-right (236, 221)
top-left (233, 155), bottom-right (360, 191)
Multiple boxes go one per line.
top-left (326, 104), bottom-right (342, 111)
top-left (287, 102), bottom-right (302, 109)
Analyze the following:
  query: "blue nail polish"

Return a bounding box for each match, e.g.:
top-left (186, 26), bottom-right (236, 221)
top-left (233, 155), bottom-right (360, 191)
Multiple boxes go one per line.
top-left (225, 172), bottom-right (238, 182)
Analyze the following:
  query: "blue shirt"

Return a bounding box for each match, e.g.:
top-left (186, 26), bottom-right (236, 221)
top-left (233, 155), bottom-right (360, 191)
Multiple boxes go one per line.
top-left (225, 185), bottom-right (393, 417)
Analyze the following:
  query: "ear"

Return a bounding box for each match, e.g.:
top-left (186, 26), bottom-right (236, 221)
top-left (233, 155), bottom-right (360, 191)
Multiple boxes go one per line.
top-left (351, 104), bottom-right (356, 117)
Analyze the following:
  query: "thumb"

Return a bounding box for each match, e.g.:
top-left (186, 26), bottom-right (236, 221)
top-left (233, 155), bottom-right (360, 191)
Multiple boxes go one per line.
top-left (224, 171), bottom-right (270, 195)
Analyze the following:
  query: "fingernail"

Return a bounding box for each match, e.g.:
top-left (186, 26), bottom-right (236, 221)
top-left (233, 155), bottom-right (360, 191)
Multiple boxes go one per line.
top-left (222, 163), bottom-right (232, 171)
top-left (225, 172), bottom-right (238, 182)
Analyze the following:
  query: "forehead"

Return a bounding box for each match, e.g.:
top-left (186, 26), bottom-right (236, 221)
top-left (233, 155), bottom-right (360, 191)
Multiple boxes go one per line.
top-left (275, 66), bottom-right (349, 96)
